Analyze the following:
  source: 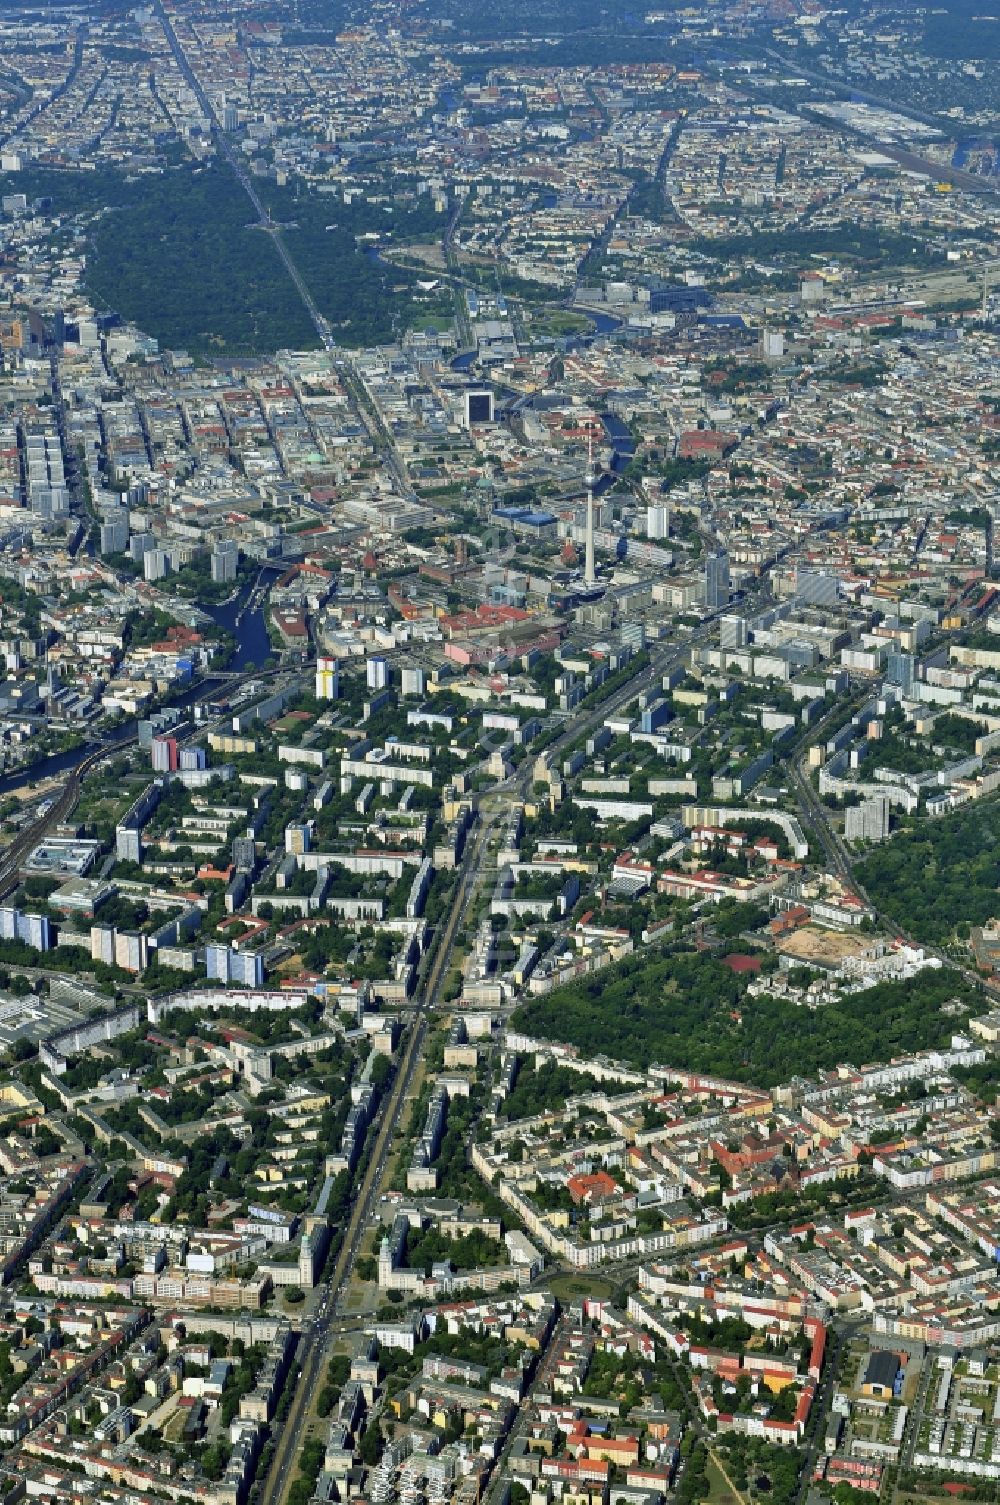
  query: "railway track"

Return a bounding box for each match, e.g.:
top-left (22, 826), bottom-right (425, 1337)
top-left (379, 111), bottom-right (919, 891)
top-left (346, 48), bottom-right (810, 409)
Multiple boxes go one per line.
top-left (0, 736), bottom-right (138, 900)
top-left (0, 660), bottom-right (294, 900)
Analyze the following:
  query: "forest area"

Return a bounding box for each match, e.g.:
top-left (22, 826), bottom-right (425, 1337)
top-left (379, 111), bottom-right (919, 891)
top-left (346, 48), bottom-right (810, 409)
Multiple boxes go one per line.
top-left (857, 798), bottom-right (1000, 946)
top-left (512, 946), bottom-right (979, 1087)
top-left (0, 162), bottom-right (447, 353)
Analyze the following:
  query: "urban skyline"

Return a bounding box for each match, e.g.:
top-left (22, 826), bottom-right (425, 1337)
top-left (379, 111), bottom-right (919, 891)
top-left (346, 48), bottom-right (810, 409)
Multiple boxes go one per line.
top-left (0, 4), bottom-right (998, 1505)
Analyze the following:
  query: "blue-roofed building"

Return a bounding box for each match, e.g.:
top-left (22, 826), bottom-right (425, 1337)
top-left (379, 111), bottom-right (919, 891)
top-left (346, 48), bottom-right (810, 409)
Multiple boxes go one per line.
top-left (492, 505), bottom-right (557, 539)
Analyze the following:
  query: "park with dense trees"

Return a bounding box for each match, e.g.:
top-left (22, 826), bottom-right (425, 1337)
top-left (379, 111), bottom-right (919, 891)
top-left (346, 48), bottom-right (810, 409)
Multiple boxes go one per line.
top-left (0, 163), bottom-right (448, 353)
top-left (512, 945), bottom-right (978, 1087)
top-left (857, 798), bottom-right (1000, 945)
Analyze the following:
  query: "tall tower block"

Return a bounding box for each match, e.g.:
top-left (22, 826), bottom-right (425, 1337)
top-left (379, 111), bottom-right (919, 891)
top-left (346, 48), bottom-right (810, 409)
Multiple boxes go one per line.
top-left (584, 429), bottom-right (597, 587)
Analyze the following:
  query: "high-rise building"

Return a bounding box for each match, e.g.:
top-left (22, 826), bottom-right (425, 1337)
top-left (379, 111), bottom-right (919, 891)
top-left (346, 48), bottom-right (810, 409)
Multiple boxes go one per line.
top-left (99, 514), bottom-right (130, 556)
top-left (464, 390), bottom-right (494, 428)
top-left (719, 614), bottom-right (748, 650)
top-left (796, 568), bottom-right (839, 607)
top-left (116, 825), bottom-right (142, 864)
top-left (138, 709), bottom-right (185, 748)
top-left (886, 652), bottom-right (915, 696)
top-left (211, 539), bottom-right (238, 584)
top-left (91, 926), bottom-right (116, 967)
top-left (646, 504), bottom-right (670, 540)
top-left (232, 836), bottom-right (256, 872)
top-left (0, 906), bottom-right (50, 951)
top-left (151, 736), bottom-right (178, 773)
top-left (179, 745), bottom-right (206, 771)
top-left (584, 437), bottom-right (597, 588)
top-left (367, 657), bottom-right (390, 691)
top-left (845, 796), bottom-right (890, 845)
top-left (315, 656), bottom-right (340, 701)
top-left (231, 949), bottom-right (264, 988)
top-left (18, 912), bottom-right (50, 951)
top-left (205, 942), bottom-right (231, 983)
top-left (144, 549), bottom-right (169, 582)
top-left (285, 823), bottom-right (310, 856)
top-left (25, 431), bottom-right (68, 519)
top-left (401, 667), bottom-right (426, 697)
top-left (206, 941), bottom-right (263, 988)
top-left (114, 931), bottom-right (148, 973)
top-left (704, 552), bottom-right (730, 611)
top-left (298, 1232), bottom-right (319, 1287)
top-left (0, 905), bottom-right (24, 943)
top-left (47, 485), bottom-right (70, 518)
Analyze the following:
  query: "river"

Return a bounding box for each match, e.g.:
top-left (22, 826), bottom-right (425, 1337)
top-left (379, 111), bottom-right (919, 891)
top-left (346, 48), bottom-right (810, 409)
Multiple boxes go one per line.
top-left (578, 309), bottom-right (622, 337)
top-left (450, 304), bottom-right (622, 374)
top-left (202, 565), bottom-right (279, 671)
top-left (952, 137), bottom-right (998, 173)
top-left (601, 411), bottom-right (636, 476)
top-left (0, 566), bottom-right (278, 796)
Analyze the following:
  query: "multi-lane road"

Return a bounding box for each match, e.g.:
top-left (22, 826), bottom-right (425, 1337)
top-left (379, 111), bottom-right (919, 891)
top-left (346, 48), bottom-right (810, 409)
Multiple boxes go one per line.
top-left (255, 619), bottom-right (721, 1505)
top-left (153, 0), bottom-right (331, 349)
top-left (258, 800), bottom-right (502, 1505)
top-left (154, 0), bottom-right (418, 505)
top-left (7, 596), bottom-right (968, 1504)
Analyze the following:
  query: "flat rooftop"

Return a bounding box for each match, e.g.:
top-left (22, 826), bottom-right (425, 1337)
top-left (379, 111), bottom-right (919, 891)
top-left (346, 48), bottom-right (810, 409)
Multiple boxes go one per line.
top-left (23, 838), bottom-right (102, 878)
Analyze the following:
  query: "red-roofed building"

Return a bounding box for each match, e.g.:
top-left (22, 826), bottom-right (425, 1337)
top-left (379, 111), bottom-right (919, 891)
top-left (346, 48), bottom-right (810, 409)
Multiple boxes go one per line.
top-left (271, 609), bottom-right (308, 643)
top-left (440, 603), bottom-right (531, 638)
top-left (678, 430), bottom-right (738, 459)
top-left (586, 1435), bottom-right (640, 1467)
top-left (567, 1171), bottom-right (619, 1207)
top-left (770, 905), bottom-right (809, 935)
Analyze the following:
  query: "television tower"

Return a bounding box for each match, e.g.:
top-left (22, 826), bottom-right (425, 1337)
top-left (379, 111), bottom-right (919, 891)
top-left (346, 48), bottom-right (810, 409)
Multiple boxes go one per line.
top-left (584, 428), bottom-right (597, 587)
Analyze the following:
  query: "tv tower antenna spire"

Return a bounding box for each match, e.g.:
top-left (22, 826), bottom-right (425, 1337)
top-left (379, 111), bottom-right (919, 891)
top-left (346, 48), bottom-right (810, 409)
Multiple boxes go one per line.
top-left (584, 426), bottom-right (597, 587)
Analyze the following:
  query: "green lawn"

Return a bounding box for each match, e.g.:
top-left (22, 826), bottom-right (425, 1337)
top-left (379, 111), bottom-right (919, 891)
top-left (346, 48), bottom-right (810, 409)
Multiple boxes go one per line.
top-left (548, 1273), bottom-right (613, 1303)
top-left (705, 1454), bottom-right (741, 1505)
